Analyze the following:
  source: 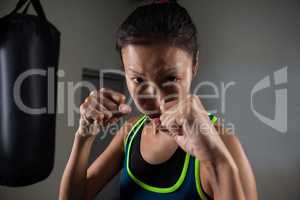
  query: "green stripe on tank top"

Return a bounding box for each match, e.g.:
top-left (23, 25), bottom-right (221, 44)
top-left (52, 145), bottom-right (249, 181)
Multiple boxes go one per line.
top-left (195, 112), bottom-right (217, 200)
top-left (195, 159), bottom-right (209, 200)
top-left (124, 113), bottom-right (218, 198)
top-left (126, 114), bottom-right (191, 193)
top-left (123, 115), bottom-right (148, 151)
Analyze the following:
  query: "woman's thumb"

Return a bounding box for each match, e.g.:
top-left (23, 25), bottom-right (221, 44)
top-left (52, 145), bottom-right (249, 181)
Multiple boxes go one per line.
top-left (119, 104), bottom-right (132, 114)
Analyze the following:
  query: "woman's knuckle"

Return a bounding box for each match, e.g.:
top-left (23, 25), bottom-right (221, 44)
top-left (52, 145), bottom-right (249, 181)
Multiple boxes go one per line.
top-left (100, 87), bottom-right (106, 92)
top-left (106, 111), bottom-right (113, 119)
top-left (84, 96), bottom-right (91, 103)
top-left (80, 103), bottom-right (88, 113)
top-left (89, 90), bottom-right (97, 97)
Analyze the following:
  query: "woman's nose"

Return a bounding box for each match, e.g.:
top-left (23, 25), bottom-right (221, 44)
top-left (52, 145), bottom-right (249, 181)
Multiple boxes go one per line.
top-left (144, 82), bottom-right (163, 105)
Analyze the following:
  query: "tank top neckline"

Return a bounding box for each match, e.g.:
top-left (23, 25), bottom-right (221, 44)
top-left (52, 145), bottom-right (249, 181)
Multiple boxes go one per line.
top-left (125, 114), bottom-right (192, 193)
top-left (138, 117), bottom-right (184, 166)
top-left (122, 113), bottom-right (216, 199)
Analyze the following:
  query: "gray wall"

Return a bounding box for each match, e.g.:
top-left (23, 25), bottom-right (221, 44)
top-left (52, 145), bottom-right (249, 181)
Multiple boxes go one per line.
top-left (0, 0), bottom-right (299, 199)
top-left (187, 0), bottom-right (300, 199)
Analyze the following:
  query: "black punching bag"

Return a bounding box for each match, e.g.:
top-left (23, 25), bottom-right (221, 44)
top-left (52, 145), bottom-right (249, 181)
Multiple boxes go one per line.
top-left (0, 0), bottom-right (60, 186)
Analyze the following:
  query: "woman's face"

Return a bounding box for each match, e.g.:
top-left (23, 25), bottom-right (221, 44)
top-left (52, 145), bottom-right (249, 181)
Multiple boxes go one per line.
top-left (122, 42), bottom-right (198, 118)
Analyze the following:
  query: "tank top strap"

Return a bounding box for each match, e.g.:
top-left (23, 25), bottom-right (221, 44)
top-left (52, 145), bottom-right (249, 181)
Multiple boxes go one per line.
top-left (123, 114), bottom-right (148, 153)
top-left (193, 157), bottom-right (213, 200)
top-left (194, 112), bottom-right (217, 200)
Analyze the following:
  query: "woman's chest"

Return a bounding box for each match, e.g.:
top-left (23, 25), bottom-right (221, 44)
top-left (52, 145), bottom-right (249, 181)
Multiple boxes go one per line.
top-left (140, 125), bottom-right (179, 165)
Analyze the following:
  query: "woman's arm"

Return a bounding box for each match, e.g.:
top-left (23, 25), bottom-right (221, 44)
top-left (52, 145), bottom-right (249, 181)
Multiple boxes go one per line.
top-left (200, 125), bottom-right (258, 200)
top-left (158, 95), bottom-right (258, 199)
top-left (58, 128), bottom-right (97, 200)
top-left (59, 116), bottom-right (138, 200)
top-left (84, 116), bottom-right (139, 199)
top-left (59, 88), bottom-right (133, 200)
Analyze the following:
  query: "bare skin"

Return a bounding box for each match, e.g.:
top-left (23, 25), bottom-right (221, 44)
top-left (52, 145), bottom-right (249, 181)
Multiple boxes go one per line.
top-left (59, 42), bottom-right (258, 200)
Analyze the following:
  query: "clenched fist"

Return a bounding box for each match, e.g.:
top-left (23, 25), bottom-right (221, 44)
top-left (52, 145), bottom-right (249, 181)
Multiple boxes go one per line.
top-left (76, 88), bottom-right (132, 137)
top-left (159, 95), bottom-right (223, 161)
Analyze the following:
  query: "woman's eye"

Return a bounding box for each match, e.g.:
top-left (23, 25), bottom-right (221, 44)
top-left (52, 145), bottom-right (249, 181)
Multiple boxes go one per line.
top-left (133, 77), bottom-right (144, 84)
top-left (167, 76), bottom-right (178, 82)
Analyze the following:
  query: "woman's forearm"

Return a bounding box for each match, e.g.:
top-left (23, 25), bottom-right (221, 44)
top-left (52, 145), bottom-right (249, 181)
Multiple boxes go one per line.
top-left (201, 150), bottom-right (246, 200)
top-left (59, 128), bottom-right (96, 200)
top-left (214, 158), bottom-right (245, 200)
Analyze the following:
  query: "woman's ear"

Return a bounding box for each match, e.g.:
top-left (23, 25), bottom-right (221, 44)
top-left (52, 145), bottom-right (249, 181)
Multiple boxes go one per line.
top-left (192, 50), bottom-right (199, 78)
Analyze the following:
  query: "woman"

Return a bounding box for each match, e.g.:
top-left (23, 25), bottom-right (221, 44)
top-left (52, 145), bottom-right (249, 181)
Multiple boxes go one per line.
top-left (59, 1), bottom-right (258, 199)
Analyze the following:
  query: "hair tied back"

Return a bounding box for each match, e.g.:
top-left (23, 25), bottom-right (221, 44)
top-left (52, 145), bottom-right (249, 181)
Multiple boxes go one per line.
top-left (143, 0), bottom-right (177, 6)
top-left (156, 0), bottom-right (170, 4)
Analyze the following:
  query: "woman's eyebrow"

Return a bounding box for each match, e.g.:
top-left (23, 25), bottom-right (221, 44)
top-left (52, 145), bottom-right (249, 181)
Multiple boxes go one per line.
top-left (128, 67), bottom-right (144, 75)
top-left (127, 66), bottom-right (179, 76)
top-left (157, 67), bottom-right (178, 74)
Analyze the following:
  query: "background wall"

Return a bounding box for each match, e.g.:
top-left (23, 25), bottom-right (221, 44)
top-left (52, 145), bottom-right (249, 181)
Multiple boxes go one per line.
top-left (0, 0), bottom-right (299, 199)
top-left (0, 0), bottom-right (132, 199)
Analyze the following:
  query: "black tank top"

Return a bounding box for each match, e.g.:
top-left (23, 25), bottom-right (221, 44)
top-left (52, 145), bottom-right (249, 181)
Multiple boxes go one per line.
top-left (129, 119), bottom-right (187, 187)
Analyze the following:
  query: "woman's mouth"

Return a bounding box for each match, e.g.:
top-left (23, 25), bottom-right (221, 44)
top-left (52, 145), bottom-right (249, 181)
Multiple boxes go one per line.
top-left (148, 113), bottom-right (161, 125)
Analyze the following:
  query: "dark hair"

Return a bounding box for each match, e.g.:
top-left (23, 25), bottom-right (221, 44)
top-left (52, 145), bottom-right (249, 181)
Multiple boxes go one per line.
top-left (115, 1), bottom-right (199, 65)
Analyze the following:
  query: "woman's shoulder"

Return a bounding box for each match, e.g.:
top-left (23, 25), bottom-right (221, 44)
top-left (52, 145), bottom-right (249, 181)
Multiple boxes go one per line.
top-left (213, 123), bottom-right (251, 171)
